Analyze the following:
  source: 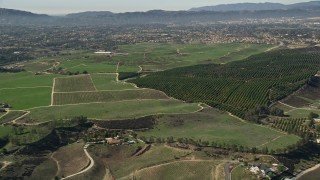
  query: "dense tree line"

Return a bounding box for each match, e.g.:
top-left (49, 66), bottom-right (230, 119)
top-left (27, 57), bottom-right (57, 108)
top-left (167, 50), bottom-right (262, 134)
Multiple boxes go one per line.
top-left (118, 72), bottom-right (141, 80)
top-left (0, 67), bottom-right (25, 73)
top-left (138, 135), bottom-right (306, 155)
top-left (0, 49), bottom-right (33, 65)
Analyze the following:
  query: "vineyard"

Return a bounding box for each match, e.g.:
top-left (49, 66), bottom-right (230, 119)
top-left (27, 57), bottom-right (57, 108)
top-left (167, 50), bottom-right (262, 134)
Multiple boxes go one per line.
top-left (130, 48), bottom-right (320, 118)
top-left (271, 117), bottom-right (320, 140)
top-left (54, 75), bottom-right (96, 92)
top-left (281, 76), bottom-right (320, 108)
top-left (52, 89), bottom-right (169, 105)
top-left (271, 118), bottom-right (309, 136)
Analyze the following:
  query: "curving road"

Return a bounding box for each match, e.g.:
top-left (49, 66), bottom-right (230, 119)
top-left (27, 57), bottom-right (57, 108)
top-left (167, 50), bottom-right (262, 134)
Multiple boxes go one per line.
top-left (61, 144), bottom-right (94, 180)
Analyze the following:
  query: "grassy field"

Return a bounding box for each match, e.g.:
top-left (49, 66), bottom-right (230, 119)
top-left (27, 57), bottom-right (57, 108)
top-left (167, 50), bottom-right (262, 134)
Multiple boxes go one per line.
top-left (90, 144), bottom-right (191, 179)
top-left (0, 72), bottom-right (60, 110)
top-left (231, 165), bottom-right (257, 180)
top-left (117, 65), bottom-right (141, 73)
top-left (0, 87), bottom-right (52, 110)
top-left (68, 63), bottom-right (117, 73)
top-left (272, 102), bottom-right (294, 113)
top-left (0, 126), bottom-right (12, 139)
top-left (286, 109), bottom-right (320, 118)
top-left (20, 100), bottom-right (201, 123)
top-left (138, 108), bottom-right (299, 149)
top-left (52, 89), bottom-right (169, 105)
top-left (127, 161), bottom-right (219, 180)
top-left (112, 43), bottom-right (273, 71)
top-left (0, 112), bottom-right (5, 117)
top-left (0, 72), bottom-right (60, 88)
top-left (0, 111), bottom-right (27, 124)
top-left (67, 153), bottom-right (108, 180)
top-left (27, 159), bottom-right (58, 180)
top-left (50, 43), bottom-right (272, 73)
top-left (259, 134), bottom-right (301, 150)
top-left (53, 142), bottom-right (89, 177)
top-left (91, 74), bottom-right (135, 90)
top-left (54, 75), bottom-right (96, 92)
top-left (23, 61), bottom-right (55, 72)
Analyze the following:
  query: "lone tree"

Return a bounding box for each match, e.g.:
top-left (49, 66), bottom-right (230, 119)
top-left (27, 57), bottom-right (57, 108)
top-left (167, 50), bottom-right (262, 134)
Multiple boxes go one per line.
top-left (270, 107), bottom-right (284, 117)
top-left (308, 112), bottom-right (319, 120)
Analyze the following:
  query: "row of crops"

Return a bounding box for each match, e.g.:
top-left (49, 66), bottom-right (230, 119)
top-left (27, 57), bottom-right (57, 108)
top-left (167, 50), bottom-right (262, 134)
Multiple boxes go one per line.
top-left (130, 48), bottom-right (320, 118)
top-left (271, 118), bottom-right (318, 138)
top-left (53, 89), bottom-right (169, 105)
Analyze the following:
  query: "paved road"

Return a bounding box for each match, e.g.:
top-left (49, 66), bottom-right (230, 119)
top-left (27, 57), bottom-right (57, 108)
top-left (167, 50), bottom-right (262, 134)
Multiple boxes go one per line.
top-left (61, 144), bottom-right (94, 180)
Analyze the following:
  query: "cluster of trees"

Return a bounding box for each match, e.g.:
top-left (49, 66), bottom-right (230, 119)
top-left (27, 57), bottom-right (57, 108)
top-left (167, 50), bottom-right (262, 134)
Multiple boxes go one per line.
top-left (65, 70), bottom-right (88, 76)
top-left (0, 103), bottom-right (10, 113)
top-left (0, 49), bottom-right (33, 65)
top-left (48, 67), bottom-right (88, 76)
top-left (92, 116), bottom-right (156, 129)
top-left (5, 126), bottom-right (50, 148)
top-left (307, 112), bottom-right (320, 133)
top-left (0, 67), bottom-right (25, 73)
top-left (131, 49), bottom-right (320, 120)
top-left (245, 105), bottom-right (284, 123)
top-left (118, 72), bottom-right (141, 80)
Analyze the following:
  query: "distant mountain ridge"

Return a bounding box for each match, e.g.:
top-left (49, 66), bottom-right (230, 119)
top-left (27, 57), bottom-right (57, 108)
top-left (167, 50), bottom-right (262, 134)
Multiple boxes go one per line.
top-left (0, 8), bottom-right (48, 17)
top-left (1, 1), bottom-right (320, 26)
top-left (190, 1), bottom-right (320, 12)
top-left (66, 11), bottom-right (114, 18)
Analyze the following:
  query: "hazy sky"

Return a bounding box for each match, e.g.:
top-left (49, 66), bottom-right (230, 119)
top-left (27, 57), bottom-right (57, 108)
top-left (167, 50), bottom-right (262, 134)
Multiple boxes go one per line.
top-left (0, 0), bottom-right (309, 14)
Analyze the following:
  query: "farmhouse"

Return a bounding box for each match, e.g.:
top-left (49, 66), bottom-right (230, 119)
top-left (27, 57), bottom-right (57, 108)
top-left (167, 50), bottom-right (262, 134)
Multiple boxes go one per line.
top-left (106, 138), bottom-right (121, 145)
top-left (248, 164), bottom-right (275, 177)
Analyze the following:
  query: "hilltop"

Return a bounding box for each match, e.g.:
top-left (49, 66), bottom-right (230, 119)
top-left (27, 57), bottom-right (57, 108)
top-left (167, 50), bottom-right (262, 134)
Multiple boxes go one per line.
top-left (0, 8), bottom-right (48, 17)
top-left (190, 1), bottom-right (320, 12)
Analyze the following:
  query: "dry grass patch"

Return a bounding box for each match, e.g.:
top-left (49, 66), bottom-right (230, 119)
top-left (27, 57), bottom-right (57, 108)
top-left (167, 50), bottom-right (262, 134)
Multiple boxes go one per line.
top-left (52, 142), bottom-right (89, 177)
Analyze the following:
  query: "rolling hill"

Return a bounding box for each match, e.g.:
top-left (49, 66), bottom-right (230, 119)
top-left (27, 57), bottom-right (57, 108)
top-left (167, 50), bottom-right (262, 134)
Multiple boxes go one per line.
top-left (189, 1), bottom-right (320, 12)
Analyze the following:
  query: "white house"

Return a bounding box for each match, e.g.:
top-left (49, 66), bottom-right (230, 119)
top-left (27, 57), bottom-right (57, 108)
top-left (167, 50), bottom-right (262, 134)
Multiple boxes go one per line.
top-left (249, 166), bottom-right (260, 174)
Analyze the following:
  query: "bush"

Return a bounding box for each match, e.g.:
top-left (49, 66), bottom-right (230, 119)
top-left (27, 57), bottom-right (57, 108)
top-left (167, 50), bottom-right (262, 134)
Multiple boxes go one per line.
top-left (270, 107), bottom-right (284, 116)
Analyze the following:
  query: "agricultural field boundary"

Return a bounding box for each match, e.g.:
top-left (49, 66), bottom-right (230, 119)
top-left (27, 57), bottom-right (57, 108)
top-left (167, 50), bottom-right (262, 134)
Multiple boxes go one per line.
top-left (278, 101), bottom-right (297, 109)
top-left (256, 135), bottom-right (285, 148)
top-left (0, 86), bottom-right (52, 91)
top-left (51, 78), bottom-right (56, 106)
top-left (88, 74), bottom-right (98, 91)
